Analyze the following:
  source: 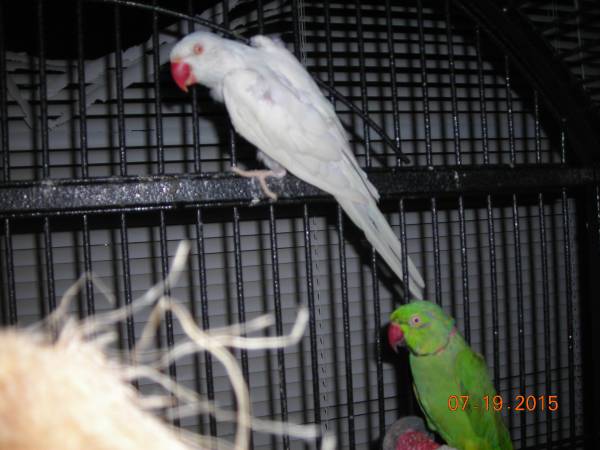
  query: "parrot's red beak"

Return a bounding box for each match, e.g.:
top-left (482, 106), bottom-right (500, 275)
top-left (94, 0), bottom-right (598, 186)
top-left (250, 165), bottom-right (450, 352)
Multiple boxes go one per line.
top-left (388, 323), bottom-right (405, 353)
top-left (170, 60), bottom-right (195, 93)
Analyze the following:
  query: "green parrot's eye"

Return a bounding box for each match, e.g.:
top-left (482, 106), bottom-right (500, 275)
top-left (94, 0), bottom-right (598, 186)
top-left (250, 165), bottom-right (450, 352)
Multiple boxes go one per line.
top-left (409, 315), bottom-right (422, 327)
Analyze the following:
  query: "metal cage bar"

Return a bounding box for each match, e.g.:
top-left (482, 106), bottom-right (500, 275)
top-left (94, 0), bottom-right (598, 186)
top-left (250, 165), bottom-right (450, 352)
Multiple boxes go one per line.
top-left (534, 89), bottom-right (554, 448)
top-left (119, 213), bottom-right (136, 351)
top-left (113, 3), bottom-right (128, 176)
top-left (2, 218), bottom-right (17, 324)
top-left (0, 2), bottom-right (8, 183)
top-left (445, 0), bottom-right (471, 341)
top-left (268, 204), bottom-right (291, 450)
top-left (195, 207), bottom-right (218, 437)
top-left (82, 214), bottom-right (95, 315)
top-left (302, 204), bottom-right (322, 432)
top-left (152, 0), bottom-right (165, 175)
top-left (36, 0), bottom-right (50, 179)
top-left (336, 205), bottom-right (356, 450)
top-left (76, 0), bottom-right (89, 179)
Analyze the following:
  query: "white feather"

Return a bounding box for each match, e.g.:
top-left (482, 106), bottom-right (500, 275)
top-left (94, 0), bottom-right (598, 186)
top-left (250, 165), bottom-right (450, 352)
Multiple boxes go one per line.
top-left (171, 32), bottom-right (425, 297)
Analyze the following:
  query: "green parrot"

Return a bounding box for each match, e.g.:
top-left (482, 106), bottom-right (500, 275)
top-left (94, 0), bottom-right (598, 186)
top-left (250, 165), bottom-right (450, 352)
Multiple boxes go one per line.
top-left (388, 300), bottom-right (513, 450)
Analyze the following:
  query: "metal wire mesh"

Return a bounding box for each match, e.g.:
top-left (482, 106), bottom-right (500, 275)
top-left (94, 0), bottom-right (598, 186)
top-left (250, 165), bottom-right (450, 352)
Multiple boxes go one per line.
top-left (517, 0), bottom-right (600, 109)
top-left (0, 0), bottom-right (598, 449)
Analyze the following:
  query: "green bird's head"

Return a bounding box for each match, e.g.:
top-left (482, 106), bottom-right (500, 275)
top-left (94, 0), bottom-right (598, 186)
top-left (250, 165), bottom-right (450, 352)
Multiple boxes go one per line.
top-left (388, 301), bottom-right (456, 356)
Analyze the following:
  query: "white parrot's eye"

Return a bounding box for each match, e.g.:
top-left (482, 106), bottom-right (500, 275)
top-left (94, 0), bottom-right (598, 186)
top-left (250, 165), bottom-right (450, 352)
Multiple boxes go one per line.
top-left (409, 315), bottom-right (422, 327)
top-left (193, 43), bottom-right (204, 55)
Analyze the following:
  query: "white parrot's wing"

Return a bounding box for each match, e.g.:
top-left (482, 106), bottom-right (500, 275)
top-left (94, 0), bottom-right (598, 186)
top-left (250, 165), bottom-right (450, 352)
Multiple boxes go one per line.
top-left (222, 67), bottom-right (425, 295)
top-left (222, 68), bottom-right (375, 203)
top-left (249, 36), bottom-right (379, 200)
top-left (250, 35), bottom-right (338, 118)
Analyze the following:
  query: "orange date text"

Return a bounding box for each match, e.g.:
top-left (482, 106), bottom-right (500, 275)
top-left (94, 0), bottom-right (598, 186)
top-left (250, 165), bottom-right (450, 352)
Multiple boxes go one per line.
top-left (447, 395), bottom-right (558, 412)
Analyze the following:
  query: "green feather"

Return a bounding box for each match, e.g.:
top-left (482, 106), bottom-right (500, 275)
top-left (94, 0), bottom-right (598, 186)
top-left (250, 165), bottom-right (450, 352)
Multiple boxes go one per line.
top-left (390, 300), bottom-right (513, 450)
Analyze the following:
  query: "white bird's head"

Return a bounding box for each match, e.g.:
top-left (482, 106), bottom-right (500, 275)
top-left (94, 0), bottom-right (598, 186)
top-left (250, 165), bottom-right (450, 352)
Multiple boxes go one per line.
top-left (169, 31), bottom-right (246, 93)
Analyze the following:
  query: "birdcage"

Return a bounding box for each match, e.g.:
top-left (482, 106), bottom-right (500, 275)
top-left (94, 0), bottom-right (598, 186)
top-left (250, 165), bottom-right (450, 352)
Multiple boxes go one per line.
top-left (0, 0), bottom-right (598, 449)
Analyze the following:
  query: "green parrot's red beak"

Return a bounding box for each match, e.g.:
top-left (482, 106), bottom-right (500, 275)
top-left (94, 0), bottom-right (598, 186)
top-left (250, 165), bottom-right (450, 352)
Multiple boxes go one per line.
top-left (388, 322), bottom-right (405, 352)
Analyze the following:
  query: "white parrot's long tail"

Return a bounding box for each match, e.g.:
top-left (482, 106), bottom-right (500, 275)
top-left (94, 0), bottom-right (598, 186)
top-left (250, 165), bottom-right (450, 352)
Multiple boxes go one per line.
top-left (336, 196), bottom-right (425, 299)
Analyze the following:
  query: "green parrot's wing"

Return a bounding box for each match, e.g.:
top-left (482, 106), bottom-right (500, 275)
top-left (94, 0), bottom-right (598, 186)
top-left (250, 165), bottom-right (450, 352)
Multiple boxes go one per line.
top-left (412, 382), bottom-right (438, 433)
top-left (455, 348), bottom-right (513, 450)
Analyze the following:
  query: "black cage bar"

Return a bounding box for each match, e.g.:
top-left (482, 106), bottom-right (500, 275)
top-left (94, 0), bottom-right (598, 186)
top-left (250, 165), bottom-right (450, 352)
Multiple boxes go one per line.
top-left (1, 0), bottom-right (599, 449)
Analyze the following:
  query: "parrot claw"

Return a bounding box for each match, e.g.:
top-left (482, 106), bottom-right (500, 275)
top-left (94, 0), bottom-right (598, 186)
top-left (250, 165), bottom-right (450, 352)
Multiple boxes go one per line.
top-left (231, 166), bottom-right (280, 201)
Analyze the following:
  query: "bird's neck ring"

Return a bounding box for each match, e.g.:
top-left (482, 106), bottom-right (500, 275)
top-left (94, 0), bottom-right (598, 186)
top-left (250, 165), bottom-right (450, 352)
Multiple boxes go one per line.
top-left (434, 326), bottom-right (457, 355)
top-left (413, 326), bottom-right (457, 357)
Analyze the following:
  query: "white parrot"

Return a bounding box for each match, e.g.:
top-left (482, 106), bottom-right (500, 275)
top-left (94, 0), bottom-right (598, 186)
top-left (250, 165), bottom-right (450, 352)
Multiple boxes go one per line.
top-left (170, 31), bottom-right (425, 298)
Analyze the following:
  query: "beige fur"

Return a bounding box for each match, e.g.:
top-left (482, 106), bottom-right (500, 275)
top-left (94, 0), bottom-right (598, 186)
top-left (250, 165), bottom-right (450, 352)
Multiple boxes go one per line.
top-left (0, 330), bottom-right (190, 450)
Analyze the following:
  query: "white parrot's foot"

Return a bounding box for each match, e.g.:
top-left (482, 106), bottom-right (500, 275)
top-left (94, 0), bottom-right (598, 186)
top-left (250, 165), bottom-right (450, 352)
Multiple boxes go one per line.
top-left (231, 167), bottom-right (281, 201)
top-left (270, 166), bottom-right (287, 178)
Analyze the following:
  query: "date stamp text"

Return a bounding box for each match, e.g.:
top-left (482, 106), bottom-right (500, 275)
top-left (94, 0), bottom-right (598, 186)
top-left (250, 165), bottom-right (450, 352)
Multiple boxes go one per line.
top-left (448, 395), bottom-right (558, 412)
